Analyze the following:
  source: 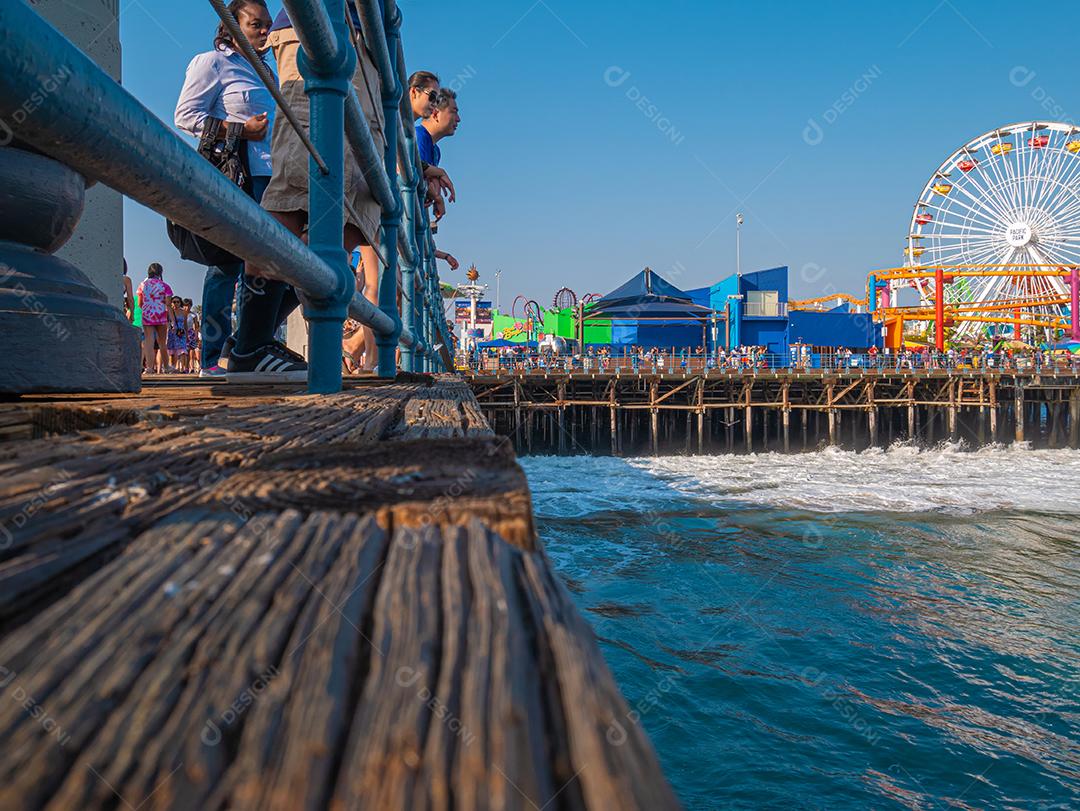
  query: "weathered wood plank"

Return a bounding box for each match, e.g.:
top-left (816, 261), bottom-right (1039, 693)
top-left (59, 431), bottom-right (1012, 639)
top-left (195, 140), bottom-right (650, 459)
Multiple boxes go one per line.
top-left (0, 378), bottom-right (678, 810)
top-left (0, 381), bottom-right (529, 623)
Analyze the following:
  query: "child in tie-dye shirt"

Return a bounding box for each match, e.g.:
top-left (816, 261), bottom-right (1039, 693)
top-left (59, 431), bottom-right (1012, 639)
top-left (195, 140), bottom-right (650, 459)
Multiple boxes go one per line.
top-left (137, 263), bottom-right (172, 374)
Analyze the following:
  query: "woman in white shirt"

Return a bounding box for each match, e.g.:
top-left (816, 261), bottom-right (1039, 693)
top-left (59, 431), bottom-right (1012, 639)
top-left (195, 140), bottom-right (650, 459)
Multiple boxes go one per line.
top-left (174, 0), bottom-right (276, 376)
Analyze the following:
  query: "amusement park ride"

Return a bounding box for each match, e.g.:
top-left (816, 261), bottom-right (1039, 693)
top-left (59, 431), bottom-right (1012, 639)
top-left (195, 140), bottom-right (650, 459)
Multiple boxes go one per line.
top-left (479, 121), bottom-right (1080, 355)
top-left (870, 121), bottom-right (1080, 350)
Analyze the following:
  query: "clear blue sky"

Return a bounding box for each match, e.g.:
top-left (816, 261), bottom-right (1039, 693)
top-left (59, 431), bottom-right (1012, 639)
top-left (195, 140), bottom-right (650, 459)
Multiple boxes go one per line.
top-left (121, 0), bottom-right (1080, 307)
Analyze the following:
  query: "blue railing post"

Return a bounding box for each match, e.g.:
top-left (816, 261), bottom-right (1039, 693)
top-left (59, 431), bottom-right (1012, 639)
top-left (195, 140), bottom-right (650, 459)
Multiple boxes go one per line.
top-left (375, 5), bottom-right (404, 377)
top-left (414, 219), bottom-right (427, 371)
top-left (426, 258), bottom-right (438, 371)
top-left (399, 175), bottom-right (418, 372)
top-left (296, 0), bottom-right (356, 393)
top-left (419, 220), bottom-right (435, 372)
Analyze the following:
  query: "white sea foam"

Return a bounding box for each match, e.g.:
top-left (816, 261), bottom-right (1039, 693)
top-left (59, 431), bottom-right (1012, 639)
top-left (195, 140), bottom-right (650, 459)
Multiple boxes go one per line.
top-left (520, 444), bottom-right (1080, 516)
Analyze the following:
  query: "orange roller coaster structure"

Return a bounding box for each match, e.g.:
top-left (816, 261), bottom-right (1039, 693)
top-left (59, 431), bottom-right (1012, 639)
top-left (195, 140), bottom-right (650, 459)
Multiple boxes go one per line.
top-left (789, 293), bottom-right (867, 311)
top-left (868, 264), bottom-right (1080, 350)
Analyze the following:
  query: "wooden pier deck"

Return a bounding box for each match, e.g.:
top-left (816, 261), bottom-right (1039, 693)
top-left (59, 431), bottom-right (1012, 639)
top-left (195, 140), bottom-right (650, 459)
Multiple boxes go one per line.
top-left (0, 376), bottom-right (678, 811)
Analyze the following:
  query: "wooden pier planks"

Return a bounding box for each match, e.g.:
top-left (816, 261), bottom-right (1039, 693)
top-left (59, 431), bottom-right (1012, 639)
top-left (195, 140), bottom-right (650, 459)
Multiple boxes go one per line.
top-left (0, 378), bottom-right (678, 810)
top-left (0, 380), bottom-right (533, 624)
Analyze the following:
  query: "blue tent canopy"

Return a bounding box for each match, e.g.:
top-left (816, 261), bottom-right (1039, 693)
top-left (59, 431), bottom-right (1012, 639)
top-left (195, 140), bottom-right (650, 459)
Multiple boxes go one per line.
top-left (587, 267), bottom-right (715, 348)
top-left (588, 267), bottom-right (715, 320)
top-left (593, 266), bottom-right (693, 307)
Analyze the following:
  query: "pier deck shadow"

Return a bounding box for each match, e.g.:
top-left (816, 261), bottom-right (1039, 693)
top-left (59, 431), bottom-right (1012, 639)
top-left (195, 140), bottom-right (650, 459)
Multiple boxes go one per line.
top-left (0, 377), bottom-right (678, 810)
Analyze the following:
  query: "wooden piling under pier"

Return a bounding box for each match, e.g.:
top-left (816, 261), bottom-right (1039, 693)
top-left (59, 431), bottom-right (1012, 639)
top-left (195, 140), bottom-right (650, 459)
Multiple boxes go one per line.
top-left (468, 369), bottom-right (1080, 455)
top-left (0, 376), bottom-right (678, 811)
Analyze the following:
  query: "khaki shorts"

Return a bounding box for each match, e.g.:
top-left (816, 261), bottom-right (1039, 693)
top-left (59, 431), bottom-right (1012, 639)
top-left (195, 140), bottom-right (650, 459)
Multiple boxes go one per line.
top-left (261, 26), bottom-right (387, 243)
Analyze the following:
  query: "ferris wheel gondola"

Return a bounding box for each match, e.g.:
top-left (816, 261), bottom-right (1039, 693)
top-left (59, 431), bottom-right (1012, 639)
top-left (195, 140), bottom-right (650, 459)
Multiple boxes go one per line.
top-left (904, 121), bottom-right (1080, 341)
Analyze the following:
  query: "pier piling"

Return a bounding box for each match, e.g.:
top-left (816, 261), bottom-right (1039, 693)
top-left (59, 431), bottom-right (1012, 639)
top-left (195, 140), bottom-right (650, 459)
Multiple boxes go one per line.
top-left (469, 369), bottom-right (1079, 456)
top-left (1016, 384), bottom-right (1025, 443)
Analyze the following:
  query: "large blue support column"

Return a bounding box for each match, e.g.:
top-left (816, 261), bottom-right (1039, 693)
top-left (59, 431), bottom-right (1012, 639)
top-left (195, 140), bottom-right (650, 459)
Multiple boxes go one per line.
top-left (298, 0), bottom-right (355, 393)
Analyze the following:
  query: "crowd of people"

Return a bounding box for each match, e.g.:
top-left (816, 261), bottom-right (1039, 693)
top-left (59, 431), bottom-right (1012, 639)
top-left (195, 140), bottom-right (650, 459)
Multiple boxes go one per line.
top-left (131, 0), bottom-right (461, 381)
top-left (459, 342), bottom-right (1080, 374)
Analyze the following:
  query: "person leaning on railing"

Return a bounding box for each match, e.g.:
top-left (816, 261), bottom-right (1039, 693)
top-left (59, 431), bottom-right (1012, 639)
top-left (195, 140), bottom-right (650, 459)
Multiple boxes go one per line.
top-left (342, 69), bottom-right (456, 369)
top-left (223, 2), bottom-right (385, 380)
top-left (404, 72), bottom-right (455, 223)
top-left (414, 84), bottom-right (460, 278)
top-left (174, 0), bottom-right (281, 378)
top-left (416, 88), bottom-right (460, 220)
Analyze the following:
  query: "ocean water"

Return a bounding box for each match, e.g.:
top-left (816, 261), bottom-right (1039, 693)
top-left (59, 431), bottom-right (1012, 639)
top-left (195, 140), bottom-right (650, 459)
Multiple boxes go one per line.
top-left (520, 444), bottom-right (1080, 810)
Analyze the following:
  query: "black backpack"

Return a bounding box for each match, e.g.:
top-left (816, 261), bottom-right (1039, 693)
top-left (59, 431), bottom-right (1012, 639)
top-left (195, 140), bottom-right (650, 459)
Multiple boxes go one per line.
top-left (167, 118), bottom-right (251, 267)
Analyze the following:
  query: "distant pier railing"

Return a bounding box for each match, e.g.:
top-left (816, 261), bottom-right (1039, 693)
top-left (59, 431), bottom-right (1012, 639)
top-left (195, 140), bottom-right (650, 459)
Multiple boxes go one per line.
top-left (458, 350), bottom-right (1080, 376)
top-left (0, 0), bottom-right (447, 393)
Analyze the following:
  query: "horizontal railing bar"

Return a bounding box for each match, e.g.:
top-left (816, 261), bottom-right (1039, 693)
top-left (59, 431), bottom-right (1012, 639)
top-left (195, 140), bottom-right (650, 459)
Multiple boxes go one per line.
top-left (350, 290), bottom-right (397, 336)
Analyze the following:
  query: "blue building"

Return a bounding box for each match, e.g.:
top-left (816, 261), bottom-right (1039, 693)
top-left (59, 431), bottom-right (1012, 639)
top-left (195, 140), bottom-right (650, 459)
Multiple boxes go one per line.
top-left (686, 266), bottom-right (880, 355)
top-left (687, 266), bottom-right (789, 354)
top-left (587, 266), bottom-right (880, 355)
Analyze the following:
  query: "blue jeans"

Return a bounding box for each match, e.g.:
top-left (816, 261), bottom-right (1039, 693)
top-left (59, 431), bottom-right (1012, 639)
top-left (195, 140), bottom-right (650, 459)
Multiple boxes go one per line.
top-left (201, 175), bottom-right (269, 368)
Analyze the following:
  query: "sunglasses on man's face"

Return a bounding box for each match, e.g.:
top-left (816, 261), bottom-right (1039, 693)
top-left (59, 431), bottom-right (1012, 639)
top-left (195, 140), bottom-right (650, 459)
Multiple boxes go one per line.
top-left (415, 87), bottom-right (438, 103)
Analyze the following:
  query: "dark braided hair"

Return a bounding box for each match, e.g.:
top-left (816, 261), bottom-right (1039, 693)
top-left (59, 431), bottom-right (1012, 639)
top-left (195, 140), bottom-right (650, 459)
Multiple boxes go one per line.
top-left (214, 0), bottom-right (268, 51)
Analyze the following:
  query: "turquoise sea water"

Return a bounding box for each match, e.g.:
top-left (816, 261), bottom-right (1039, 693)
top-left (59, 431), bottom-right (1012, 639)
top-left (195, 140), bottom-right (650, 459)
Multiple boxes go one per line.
top-left (521, 445), bottom-right (1080, 810)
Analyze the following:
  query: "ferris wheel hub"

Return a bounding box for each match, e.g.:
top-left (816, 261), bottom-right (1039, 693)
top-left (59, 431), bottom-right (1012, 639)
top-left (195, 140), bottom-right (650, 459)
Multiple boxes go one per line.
top-left (1005, 221), bottom-right (1033, 248)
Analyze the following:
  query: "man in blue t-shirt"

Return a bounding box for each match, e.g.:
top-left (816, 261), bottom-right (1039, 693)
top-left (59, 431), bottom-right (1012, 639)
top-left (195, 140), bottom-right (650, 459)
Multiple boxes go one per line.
top-left (416, 120), bottom-right (439, 166)
top-left (416, 88), bottom-right (459, 168)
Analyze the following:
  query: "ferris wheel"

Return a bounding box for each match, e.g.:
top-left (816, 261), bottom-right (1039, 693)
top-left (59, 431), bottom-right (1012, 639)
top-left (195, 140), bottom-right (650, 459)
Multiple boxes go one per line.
top-left (904, 121), bottom-right (1080, 340)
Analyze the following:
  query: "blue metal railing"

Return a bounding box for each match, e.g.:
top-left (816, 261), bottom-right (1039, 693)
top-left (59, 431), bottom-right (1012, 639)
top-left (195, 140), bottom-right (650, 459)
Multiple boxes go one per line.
top-left (0, 0), bottom-right (448, 393)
